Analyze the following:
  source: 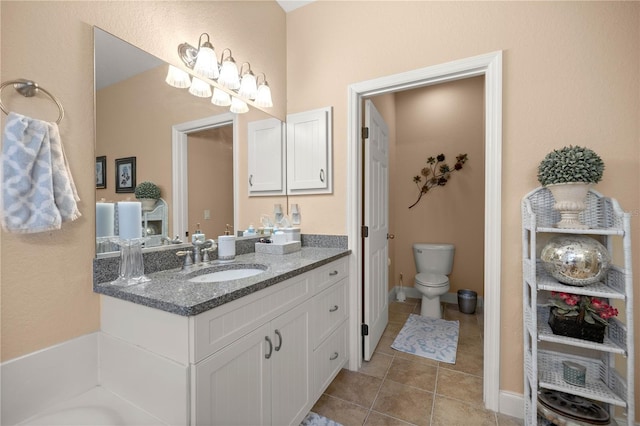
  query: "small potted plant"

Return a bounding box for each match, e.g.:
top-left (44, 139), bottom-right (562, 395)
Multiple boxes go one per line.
top-left (548, 291), bottom-right (618, 343)
top-left (537, 145), bottom-right (604, 228)
top-left (134, 181), bottom-right (161, 211)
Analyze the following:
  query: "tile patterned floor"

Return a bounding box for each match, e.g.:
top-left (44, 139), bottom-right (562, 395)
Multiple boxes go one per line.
top-left (311, 299), bottom-right (524, 426)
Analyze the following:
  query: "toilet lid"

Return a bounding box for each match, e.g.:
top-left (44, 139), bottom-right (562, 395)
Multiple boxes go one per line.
top-left (415, 272), bottom-right (449, 287)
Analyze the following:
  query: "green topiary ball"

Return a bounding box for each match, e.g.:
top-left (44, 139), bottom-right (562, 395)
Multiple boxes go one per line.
top-left (537, 145), bottom-right (604, 186)
top-left (134, 181), bottom-right (161, 199)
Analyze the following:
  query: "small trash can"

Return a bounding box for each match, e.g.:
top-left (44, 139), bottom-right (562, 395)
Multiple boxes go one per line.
top-left (457, 289), bottom-right (477, 314)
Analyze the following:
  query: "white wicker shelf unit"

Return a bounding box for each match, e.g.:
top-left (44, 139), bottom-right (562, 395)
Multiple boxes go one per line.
top-left (522, 187), bottom-right (634, 426)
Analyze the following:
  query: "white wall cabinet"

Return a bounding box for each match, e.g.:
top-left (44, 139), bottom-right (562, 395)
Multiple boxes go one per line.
top-left (286, 107), bottom-right (332, 195)
top-left (100, 256), bottom-right (349, 426)
top-left (247, 117), bottom-right (285, 196)
top-left (522, 188), bottom-right (634, 425)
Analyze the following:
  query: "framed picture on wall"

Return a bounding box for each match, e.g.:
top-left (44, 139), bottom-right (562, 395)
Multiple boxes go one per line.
top-left (115, 157), bottom-right (136, 193)
top-left (96, 156), bottom-right (106, 189)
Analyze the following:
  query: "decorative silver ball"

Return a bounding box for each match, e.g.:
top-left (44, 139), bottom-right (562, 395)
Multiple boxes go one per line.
top-left (540, 235), bottom-right (611, 286)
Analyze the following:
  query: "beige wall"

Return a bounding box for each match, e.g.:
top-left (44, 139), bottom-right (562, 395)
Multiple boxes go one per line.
top-left (1, 0), bottom-right (639, 417)
top-left (0, 1), bottom-right (286, 362)
top-left (187, 127), bottom-right (234, 239)
top-left (285, 0), bottom-right (639, 413)
top-left (392, 76), bottom-right (485, 295)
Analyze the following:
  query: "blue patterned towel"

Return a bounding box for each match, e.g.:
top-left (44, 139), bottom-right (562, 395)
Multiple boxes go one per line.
top-left (391, 314), bottom-right (459, 364)
top-left (1, 112), bottom-right (80, 233)
top-left (300, 412), bottom-right (342, 426)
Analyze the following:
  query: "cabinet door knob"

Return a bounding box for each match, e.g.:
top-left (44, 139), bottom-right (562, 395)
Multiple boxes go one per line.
top-left (329, 352), bottom-right (339, 361)
top-left (329, 270), bottom-right (338, 276)
top-left (274, 329), bottom-right (283, 352)
top-left (265, 336), bottom-right (273, 359)
top-left (329, 305), bottom-right (339, 313)
top-left (320, 169), bottom-right (325, 182)
top-left (249, 174), bottom-right (253, 187)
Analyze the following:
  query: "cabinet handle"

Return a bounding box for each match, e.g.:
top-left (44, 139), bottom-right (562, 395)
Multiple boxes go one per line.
top-left (274, 329), bottom-right (283, 352)
top-left (329, 352), bottom-right (339, 361)
top-left (265, 336), bottom-right (273, 359)
top-left (249, 174), bottom-right (253, 187)
top-left (329, 305), bottom-right (339, 313)
top-left (329, 270), bottom-right (338, 276)
top-left (319, 169), bottom-right (325, 182)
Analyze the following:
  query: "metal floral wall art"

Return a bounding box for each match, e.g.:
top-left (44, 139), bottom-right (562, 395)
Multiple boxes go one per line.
top-left (409, 153), bottom-right (469, 209)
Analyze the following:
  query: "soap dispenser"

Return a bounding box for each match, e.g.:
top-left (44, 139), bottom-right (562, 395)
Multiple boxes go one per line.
top-left (192, 223), bottom-right (205, 244)
top-left (217, 224), bottom-right (235, 262)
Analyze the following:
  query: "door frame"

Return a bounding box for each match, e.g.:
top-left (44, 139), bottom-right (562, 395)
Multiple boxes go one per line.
top-left (172, 113), bottom-right (238, 241)
top-left (346, 51), bottom-right (502, 411)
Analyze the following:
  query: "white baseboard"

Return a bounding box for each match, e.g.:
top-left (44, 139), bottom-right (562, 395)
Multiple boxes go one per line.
top-left (499, 390), bottom-right (524, 419)
top-left (390, 286), bottom-right (484, 309)
top-left (0, 333), bottom-right (99, 425)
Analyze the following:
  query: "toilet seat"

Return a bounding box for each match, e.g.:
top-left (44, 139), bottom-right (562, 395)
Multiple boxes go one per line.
top-left (415, 272), bottom-right (449, 287)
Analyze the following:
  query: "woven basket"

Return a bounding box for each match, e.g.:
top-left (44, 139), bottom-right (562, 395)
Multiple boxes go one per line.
top-left (548, 307), bottom-right (606, 343)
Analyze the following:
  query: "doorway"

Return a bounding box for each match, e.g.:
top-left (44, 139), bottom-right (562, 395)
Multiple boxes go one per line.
top-left (347, 51), bottom-right (503, 411)
top-left (172, 113), bottom-right (239, 241)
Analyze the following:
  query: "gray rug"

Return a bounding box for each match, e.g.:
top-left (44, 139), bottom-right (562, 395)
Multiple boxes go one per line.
top-left (391, 314), bottom-right (459, 364)
top-left (300, 412), bottom-right (343, 426)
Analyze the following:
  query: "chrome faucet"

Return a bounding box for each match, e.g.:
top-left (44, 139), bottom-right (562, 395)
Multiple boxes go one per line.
top-left (201, 239), bottom-right (217, 264)
top-left (176, 250), bottom-right (193, 270)
top-left (192, 240), bottom-right (205, 264)
top-left (181, 239), bottom-right (218, 270)
top-left (163, 235), bottom-right (183, 245)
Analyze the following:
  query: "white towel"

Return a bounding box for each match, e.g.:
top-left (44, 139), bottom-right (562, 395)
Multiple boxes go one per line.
top-left (1, 112), bottom-right (80, 233)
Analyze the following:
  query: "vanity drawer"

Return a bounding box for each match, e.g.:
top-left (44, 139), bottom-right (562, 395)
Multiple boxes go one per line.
top-left (192, 271), bottom-right (312, 363)
top-left (314, 257), bottom-right (348, 293)
top-left (313, 278), bottom-right (348, 348)
top-left (313, 322), bottom-right (347, 398)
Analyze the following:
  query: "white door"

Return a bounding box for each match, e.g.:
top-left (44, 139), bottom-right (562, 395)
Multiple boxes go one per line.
top-left (363, 99), bottom-right (390, 361)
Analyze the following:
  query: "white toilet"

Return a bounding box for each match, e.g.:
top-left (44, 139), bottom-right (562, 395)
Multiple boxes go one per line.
top-left (413, 243), bottom-right (455, 318)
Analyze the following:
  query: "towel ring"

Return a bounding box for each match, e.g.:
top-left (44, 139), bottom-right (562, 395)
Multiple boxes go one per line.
top-left (0, 79), bottom-right (65, 124)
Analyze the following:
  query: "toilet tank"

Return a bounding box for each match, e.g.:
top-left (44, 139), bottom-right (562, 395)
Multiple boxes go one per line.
top-left (413, 243), bottom-right (455, 275)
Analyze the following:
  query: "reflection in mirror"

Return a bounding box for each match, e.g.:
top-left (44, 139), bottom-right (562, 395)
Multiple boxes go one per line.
top-left (94, 27), bottom-right (284, 257)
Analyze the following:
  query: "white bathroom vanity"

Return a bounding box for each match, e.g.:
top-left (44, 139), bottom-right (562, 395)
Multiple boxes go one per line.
top-left (98, 252), bottom-right (349, 426)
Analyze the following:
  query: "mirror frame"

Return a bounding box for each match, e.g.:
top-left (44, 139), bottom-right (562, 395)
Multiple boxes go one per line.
top-left (172, 113), bottom-right (239, 241)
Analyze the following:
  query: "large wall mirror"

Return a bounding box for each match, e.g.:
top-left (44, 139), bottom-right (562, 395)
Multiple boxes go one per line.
top-left (94, 27), bottom-right (284, 257)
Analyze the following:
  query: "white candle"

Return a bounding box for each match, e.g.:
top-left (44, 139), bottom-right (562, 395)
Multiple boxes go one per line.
top-left (118, 201), bottom-right (142, 240)
top-left (96, 202), bottom-right (115, 237)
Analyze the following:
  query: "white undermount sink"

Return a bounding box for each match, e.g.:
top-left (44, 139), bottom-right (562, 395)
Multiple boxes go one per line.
top-left (188, 267), bottom-right (266, 283)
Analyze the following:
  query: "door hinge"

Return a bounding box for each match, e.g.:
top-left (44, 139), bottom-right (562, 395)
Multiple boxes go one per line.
top-left (361, 225), bottom-right (369, 238)
top-left (362, 127), bottom-right (369, 139)
top-left (361, 324), bottom-right (369, 336)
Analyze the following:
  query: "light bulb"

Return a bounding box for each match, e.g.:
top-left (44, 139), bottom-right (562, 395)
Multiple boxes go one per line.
top-left (165, 65), bottom-right (191, 88)
top-left (211, 87), bottom-right (231, 106)
top-left (193, 45), bottom-right (219, 79)
top-left (188, 78), bottom-right (212, 98)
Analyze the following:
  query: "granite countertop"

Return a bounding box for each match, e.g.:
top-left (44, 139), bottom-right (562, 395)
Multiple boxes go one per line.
top-left (94, 247), bottom-right (350, 316)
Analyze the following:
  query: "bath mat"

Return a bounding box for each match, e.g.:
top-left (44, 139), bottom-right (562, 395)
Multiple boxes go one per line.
top-left (391, 313), bottom-right (459, 364)
top-left (300, 411), bottom-right (343, 426)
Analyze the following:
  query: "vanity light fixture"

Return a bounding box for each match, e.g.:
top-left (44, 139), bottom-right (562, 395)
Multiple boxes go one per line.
top-left (167, 34), bottom-right (273, 112)
top-left (229, 96), bottom-right (249, 114)
top-left (211, 87), bottom-right (231, 107)
top-left (188, 77), bottom-right (212, 98)
top-left (238, 62), bottom-right (258, 99)
top-left (218, 49), bottom-right (240, 90)
top-left (255, 73), bottom-right (273, 108)
top-left (165, 65), bottom-right (191, 89)
top-left (192, 33), bottom-right (219, 79)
